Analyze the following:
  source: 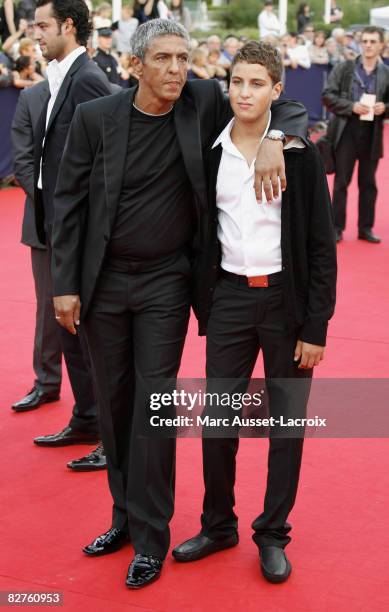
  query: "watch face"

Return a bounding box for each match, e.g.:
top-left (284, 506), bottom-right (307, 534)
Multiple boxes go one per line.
top-left (268, 130), bottom-right (285, 140)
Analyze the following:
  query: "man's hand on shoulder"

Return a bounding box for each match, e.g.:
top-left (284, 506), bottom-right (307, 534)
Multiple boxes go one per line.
top-left (294, 340), bottom-right (325, 369)
top-left (53, 295), bottom-right (81, 335)
top-left (254, 139), bottom-right (286, 203)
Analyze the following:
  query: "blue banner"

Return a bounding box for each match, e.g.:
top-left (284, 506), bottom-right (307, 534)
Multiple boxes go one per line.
top-left (0, 86), bottom-right (20, 179)
top-left (283, 64), bottom-right (330, 125)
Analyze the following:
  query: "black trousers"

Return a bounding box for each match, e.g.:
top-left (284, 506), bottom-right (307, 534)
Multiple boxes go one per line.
top-left (332, 117), bottom-right (379, 232)
top-left (201, 276), bottom-right (312, 549)
top-left (31, 247), bottom-right (62, 394)
top-left (83, 252), bottom-right (191, 559)
top-left (45, 243), bottom-right (98, 433)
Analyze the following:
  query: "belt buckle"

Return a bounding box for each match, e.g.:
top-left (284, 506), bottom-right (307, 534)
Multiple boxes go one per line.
top-left (247, 275), bottom-right (269, 287)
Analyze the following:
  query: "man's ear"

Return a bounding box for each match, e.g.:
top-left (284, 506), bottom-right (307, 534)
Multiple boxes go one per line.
top-left (271, 81), bottom-right (283, 101)
top-left (131, 55), bottom-right (143, 78)
top-left (63, 17), bottom-right (75, 37)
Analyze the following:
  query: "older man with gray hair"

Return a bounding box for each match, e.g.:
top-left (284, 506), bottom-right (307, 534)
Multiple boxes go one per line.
top-left (51, 18), bottom-right (308, 588)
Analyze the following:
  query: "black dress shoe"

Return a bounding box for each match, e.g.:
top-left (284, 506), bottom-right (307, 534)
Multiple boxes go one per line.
top-left (259, 546), bottom-right (291, 583)
top-left (358, 230), bottom-right (381, 243)
top-left (12, 386), bottom-right (60, 412)
top-left (67, 443), bottom-right (107, 471)
top-left (83, 527), bottom-right (129, 556)
top-left (126, 554), bottom-right (163, 589)
top-left (172, 532), bottom-right (239, 562)
top-left (34, 426), bottom-right (100, 447)
top-left (335, 229), bottom-right (343, 243)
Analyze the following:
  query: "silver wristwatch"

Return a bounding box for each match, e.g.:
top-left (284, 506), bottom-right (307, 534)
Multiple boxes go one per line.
top-left (265, 129), bottom-right (286, 142)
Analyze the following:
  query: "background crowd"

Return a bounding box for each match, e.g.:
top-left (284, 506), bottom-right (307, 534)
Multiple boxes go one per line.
top-left (1, 0), bottom-right (389, 186)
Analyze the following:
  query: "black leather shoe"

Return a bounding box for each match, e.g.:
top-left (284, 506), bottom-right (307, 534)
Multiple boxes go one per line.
top-left (67, 443), bottom-right (107, 471)
top-left (83, 527), bottom-right (129, 556)
top-left (335, 229), bottom-right (343, 243)
top-left (358, 230), bottom-right (381, 243)
top-left (12, 386), bottom-right (60, 412)
top-left (34, 426), bottom-right (100, 447)
top-left (126, 554), bottom-right (163, 589)
top-left (172, 532), bottom-right (239, 562)
top-left (259, 546), bottom-right (291, 583)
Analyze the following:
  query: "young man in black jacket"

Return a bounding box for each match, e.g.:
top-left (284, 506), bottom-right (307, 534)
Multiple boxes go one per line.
top-left (173, 41), bottom-right (337, 583)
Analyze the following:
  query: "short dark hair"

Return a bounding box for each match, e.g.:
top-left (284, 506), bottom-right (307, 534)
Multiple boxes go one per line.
top-left (224, 34), bottom-right (239, 42)
top-left (15, 55), bottom-right (32, 72)
top-left (231, 40), bottom-right (283, 85)
top-left (362, 26), bottom-right (384, 43)
top-left (36, 0), bottom-right (93, 46)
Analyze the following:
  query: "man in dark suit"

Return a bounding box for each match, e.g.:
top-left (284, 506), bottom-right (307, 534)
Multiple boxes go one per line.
top-left (172, 41), bottom-right (337, 583)
top-left (30, 0), bottom-right (112, 453)
top-left (51, 19), bottom-right (308, 588)
top-left (10, 79), bottom-right (110, 472)
top-left (11, 80), bottom-right (63, 414)
top-left (322, 26), bottom-right (389, 244)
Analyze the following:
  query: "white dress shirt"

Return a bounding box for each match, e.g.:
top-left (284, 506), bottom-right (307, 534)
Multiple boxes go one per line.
top-left (38, 46), bottom-right (86, 189)
top-left (212, 115), bottom-right (304, 276)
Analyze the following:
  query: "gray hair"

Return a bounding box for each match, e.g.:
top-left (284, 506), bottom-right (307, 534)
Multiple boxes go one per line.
top-left (131, 18), bottom-right (190, 61)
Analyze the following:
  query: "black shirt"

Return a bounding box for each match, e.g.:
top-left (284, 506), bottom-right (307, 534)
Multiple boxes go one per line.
top-left (107, 104), bottom-right (194, 262)
top-left (297, 14), bottom-right (311, 33)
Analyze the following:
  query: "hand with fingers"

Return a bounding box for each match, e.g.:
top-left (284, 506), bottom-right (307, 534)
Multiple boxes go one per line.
top-left (254, 139), bottom-right (286, 204)
top-left (352, 102), bottom-right (370, 116)
top-left (294, 340), bottom-right (325, 369)
top-left (53, 295), bottom-right (81, 335)
top-left (373, 102), bottom-right (386, 116)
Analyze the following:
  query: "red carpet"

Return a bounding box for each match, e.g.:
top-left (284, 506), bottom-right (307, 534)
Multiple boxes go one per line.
top-left (1, 131), bottom-right (389, 610)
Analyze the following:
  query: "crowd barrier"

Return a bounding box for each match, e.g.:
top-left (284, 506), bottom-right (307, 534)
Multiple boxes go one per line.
top-left (283, 64), bottom-right (330, 125)
top-left (0, 86), bottom-right (20, 180)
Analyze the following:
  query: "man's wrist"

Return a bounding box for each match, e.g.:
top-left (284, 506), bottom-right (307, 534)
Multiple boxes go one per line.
top-left (265, 129), bottom-right (286, 143)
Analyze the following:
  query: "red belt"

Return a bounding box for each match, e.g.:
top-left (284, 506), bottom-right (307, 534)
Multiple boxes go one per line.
top-left (221, 270), bottom-right (284, 287)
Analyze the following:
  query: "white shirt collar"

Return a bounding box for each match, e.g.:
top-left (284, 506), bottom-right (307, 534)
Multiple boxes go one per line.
top-left (212, 111), bottom-right (272, 153)
top-left (46, 46), bottom-right (86, 95)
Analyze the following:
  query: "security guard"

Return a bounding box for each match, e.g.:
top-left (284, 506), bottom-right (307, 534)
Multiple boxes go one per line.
top-left (93, 27), bottom-right (120, 85)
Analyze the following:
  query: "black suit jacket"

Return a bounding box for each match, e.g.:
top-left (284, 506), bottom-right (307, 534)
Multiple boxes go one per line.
top-left (11, 80), bottom-right (49, 249)
top-left (322, 58), bottom-right (389, 159)
top-left (51, 80), bottom-right (308, 320)
top-left (34, 51), bottom-right (112, 244)
top-left (193, 141), bottom-right (337, 346)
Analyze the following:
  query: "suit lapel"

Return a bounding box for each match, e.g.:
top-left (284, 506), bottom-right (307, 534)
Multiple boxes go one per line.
top-left (39, 81), bottom-right (49, 105)
top-left (45, 52), bottom-right (89, 135)
top-left (207, 144), bottom-right (223, 216)
top-left (174, 89), bottom-right (207, 209)
top-left (102, 88), bottom-right (134, 229)
top-left (34, 96), bottom-right (50, 186)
